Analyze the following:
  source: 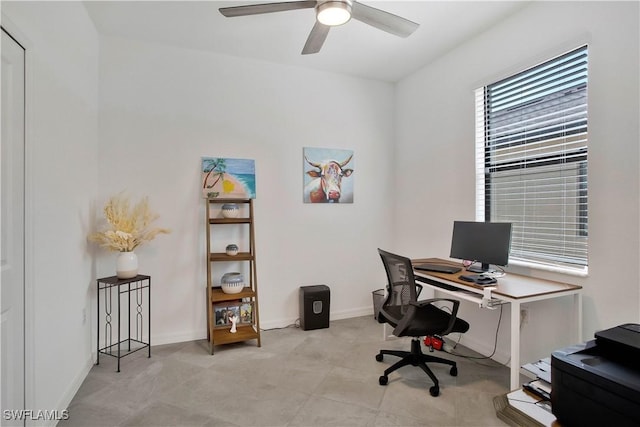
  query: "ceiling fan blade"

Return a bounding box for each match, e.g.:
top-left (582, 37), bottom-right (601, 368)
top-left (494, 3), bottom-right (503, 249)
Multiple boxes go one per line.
top-left (302, 21), bottom-right (330, 55)
top-left (219, 1), bottom-right (316, 17)
top-left (351, 1), bottom-right (419, 38)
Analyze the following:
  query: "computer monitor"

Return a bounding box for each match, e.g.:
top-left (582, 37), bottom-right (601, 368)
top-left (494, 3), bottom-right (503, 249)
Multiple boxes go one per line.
top-left (449, 221), bottom-right (512, 273)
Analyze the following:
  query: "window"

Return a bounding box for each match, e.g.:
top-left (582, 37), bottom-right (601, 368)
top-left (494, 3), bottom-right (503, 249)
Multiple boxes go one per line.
top-left (475, 46), bottom-right (588, 274)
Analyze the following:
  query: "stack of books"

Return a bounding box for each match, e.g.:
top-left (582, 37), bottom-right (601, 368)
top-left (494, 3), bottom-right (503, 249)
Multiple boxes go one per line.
top-left (521, 357), bottom-right (552, 401)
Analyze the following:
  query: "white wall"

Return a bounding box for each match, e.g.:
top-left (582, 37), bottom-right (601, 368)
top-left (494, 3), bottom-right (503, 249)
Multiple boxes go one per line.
top-left (97, 36), bottom-right (396, 343)
top-left (1, 0), bottom-right (99, 422)
top-left (395, 1), bottom-right (640, 364)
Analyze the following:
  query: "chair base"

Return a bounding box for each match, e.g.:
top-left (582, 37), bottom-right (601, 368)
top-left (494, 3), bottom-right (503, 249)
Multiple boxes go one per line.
top-left (376, 338), bottom-right (458, 397)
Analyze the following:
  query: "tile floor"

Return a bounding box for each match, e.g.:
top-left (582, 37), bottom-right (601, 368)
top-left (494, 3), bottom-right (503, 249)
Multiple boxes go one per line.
top-left (60, 316), bottom-right (512, 426)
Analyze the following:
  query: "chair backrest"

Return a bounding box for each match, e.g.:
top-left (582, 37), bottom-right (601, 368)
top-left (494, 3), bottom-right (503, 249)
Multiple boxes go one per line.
top-left (377, 248), bottom-right (421, 317)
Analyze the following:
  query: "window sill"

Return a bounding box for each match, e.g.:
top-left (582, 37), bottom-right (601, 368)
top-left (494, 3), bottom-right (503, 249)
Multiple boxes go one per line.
top-left (508, 259), bottom-right (588, 278)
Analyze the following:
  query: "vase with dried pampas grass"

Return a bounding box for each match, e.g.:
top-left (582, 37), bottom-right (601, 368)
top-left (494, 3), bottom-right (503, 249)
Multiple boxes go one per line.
top-left (90, 192), bottom-right (170, 278)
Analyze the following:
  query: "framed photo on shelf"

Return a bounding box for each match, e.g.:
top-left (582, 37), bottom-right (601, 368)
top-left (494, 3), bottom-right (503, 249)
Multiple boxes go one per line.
top-left (214, 303), bottom-right (241, 328)
top-left (239, 302), bottom-right (253, 324)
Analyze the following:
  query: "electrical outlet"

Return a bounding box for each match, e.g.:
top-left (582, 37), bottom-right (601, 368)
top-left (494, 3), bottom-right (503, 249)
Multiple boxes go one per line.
top-left (520, 307), bottom-right (529, 326)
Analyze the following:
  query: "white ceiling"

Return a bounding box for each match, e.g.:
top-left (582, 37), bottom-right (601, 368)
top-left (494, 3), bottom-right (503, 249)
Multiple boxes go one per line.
top-left (84, 1), bottom-right (530, 83)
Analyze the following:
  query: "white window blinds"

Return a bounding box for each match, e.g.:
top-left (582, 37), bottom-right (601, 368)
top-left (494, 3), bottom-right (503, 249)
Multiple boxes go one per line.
top-left (475, 46), bottom-right (588, 272)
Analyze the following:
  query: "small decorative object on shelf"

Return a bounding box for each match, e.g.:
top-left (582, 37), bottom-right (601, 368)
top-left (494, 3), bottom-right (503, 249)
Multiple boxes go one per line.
top-left (225, 244), bottom-right (239, 256)
top-left (229, 314), bottom-right (238, 333)
top-left (89, 192), bottom-right (170, 278)
top-left (221, 272), bottom-right (244, 294)
top-left (221, 203), bottom-right (239, 218)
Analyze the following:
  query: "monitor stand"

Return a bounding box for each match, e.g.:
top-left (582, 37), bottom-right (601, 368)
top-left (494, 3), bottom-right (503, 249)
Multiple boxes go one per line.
top-left (467, 263), bottom-right (490, 273)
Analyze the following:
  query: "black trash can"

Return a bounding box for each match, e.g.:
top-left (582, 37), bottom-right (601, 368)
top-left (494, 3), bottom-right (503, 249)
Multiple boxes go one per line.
top-left (299, 285), bottom-right (330, 330)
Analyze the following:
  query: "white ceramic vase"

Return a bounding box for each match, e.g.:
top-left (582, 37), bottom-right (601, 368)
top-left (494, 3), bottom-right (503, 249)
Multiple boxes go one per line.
top-left (116, 251), bottom-right (138, 279)
top-left (221, 272), bottom-right (244, 294)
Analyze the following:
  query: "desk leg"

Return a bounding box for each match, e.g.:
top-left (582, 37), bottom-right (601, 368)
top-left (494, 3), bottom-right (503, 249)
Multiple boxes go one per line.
top-left (510, 301), bottom-right (521, 390)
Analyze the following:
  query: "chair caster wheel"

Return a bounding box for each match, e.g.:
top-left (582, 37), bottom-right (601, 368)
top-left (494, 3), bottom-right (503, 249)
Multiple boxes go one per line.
top-left (379, 375), bottom-right (388, 385)
top-left (429, 386), bottom-right (439, 397)
top-left (450, 366), bottom-right (458, 376)
top-left (375, 353), bottom-right (383, 362)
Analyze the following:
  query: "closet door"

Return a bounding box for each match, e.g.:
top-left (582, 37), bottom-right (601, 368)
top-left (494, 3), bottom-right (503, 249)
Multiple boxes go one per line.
top-left (1, 27), bottom-right (26, 424)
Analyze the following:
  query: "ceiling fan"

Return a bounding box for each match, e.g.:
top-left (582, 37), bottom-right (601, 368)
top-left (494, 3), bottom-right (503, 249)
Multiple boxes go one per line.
top-left (218, 0), bottom-right (419, 55)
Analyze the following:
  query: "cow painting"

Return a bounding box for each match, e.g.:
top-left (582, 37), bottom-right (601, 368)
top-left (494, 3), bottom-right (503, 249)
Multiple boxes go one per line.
top-left (303, 149), bottom-right (354, 203)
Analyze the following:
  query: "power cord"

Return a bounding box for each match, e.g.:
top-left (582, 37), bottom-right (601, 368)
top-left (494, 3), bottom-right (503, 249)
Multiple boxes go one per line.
top-left (260, 318), bottom-right (301, 331)
top-left (463, 260), bottom-right (507, 278)
top-left (442, 303), bottom-right (504, 363)
top-left (482, 266), bottom-right (507, 279)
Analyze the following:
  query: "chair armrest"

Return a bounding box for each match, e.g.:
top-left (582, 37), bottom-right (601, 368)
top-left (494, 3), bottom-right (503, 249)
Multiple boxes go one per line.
top-left (376, 305), bottom-right (401, 325)
top-left (408, 298), bottom-right (461, 336)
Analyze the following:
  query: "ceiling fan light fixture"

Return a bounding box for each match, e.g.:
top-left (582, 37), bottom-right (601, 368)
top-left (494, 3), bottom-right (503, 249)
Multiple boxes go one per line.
top-left (316, 1), bottom-right (352, 26)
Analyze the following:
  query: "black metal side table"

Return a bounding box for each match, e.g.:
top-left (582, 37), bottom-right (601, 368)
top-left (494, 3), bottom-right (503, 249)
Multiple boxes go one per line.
top-left (96, 275), bottom-right (151, 372)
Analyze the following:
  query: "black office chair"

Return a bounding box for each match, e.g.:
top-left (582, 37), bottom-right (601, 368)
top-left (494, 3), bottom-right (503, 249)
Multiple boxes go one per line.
top-left (375, 248), bottom-right (470, 396)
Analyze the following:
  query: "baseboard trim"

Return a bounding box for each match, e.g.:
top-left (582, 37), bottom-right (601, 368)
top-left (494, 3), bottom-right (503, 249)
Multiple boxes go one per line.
top-left (456, 334), bottom-right (510, 366)
top-left (53, 356), bottom-right (93, 426)
top-left (260, 306), bottom-right (373, 331)
top-left (151, 330), bottom-right (207, 347)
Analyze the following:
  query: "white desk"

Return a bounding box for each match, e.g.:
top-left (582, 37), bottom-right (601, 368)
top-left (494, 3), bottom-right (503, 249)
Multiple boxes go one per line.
top-left (411, 258), bottom-right (583, 390)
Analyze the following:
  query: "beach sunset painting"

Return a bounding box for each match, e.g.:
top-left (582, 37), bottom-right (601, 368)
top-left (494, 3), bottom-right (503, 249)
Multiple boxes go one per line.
top-left (202, 157), bottom-right (256, 199)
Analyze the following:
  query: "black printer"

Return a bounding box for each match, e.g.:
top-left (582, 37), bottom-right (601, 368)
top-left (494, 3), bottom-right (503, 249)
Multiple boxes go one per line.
top-left (551, 323), bottom-right (640, 427)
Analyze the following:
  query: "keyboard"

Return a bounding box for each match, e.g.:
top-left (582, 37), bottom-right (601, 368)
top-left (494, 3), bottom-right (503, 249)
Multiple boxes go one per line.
top-left (415, 275), bottom-right (460, 291)
top-left (414, 263), bottom-right (462, 274)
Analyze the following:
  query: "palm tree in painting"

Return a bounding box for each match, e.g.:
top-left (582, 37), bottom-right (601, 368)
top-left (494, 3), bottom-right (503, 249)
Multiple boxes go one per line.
top-left (202, 158), bottom-right (228, 198)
